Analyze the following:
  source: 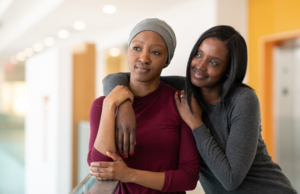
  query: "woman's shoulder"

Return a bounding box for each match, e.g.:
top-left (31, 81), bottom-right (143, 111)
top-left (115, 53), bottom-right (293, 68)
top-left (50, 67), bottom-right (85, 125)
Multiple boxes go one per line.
top-left (160, 81), bottom-right (181, 93)
top-left (229, 85), bottom-right (259, 106)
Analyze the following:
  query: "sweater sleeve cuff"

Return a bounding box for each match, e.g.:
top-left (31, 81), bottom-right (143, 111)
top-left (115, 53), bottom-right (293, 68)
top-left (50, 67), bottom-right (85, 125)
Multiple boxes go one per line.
top-left (192, 124), bottom-right (212, 142)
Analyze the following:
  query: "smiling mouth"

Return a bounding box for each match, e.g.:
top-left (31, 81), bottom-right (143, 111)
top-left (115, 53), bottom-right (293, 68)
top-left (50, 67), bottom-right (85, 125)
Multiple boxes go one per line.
top-left (135, 66), bottom-right (150, 73)
top-left (194, 70), bottom-right (208, 79)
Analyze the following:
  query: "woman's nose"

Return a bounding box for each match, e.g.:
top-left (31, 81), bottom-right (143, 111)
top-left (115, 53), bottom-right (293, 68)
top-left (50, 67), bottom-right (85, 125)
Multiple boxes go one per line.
top-left (195, 59), bottom-right (207, 71)
top-left (138, 51), bottom-right (150, 64)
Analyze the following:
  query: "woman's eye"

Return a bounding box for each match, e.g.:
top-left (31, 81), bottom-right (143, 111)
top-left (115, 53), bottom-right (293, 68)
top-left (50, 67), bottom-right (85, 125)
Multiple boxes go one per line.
top-left (196, 53), bottom-right (202, 58)
top-left (133, 47), bottom-right (140, 51)
top-left (152, 51), bottom-right (160, 55)
top-left (210, 61), bottom-right (217, 66)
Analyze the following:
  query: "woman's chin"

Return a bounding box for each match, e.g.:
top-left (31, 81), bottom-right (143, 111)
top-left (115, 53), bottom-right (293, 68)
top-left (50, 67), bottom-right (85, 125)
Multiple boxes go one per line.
top-left (191, 78), bottom-right (205, 88)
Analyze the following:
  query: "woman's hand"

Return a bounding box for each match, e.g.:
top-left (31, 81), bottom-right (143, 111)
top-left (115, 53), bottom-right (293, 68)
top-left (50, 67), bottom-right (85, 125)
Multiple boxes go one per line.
top-left (105, 85), bottom-right (134, 108)
top-left (174, 90), bottom-right (204, 130)
top-left (115, 100), bottom-right (136, 159)
top-left (90, 151), bottom-right (134, 182)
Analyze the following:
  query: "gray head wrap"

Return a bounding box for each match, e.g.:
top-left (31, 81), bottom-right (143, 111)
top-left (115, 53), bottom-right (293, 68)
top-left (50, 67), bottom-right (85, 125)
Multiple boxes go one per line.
top-left (128, 18), bottom-right (177, 64)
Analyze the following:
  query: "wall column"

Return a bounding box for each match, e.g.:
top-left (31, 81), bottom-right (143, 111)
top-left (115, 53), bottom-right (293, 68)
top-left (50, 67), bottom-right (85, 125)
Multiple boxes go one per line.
top-left (72, 43), bottom-right (96, 188)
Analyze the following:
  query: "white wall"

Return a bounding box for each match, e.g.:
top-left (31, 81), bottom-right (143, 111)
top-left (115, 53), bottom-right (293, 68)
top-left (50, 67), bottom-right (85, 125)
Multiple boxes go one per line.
top-left (216, 0), bottom-right (248, 40)
top-left (25, 45), bottom-right (72, 194)
top-left (216, 0), bottom-right (249, 83)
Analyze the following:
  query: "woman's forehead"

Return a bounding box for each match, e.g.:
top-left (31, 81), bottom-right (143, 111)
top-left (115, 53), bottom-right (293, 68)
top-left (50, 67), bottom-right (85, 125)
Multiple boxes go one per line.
top-left (131, 31), bottom-right (167, 48)
top-left (199, 38), bottom-right (228, 58)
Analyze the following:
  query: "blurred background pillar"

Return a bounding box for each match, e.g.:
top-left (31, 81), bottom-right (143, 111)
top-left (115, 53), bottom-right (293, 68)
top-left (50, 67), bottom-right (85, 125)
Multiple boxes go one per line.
top-left (25, 45), bottom-right (73, 194)
top-left (72, 43), bottom-right (96, 188)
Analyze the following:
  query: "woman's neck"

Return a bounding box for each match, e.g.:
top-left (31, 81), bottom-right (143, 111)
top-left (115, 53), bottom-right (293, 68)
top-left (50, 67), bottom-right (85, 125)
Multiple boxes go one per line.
top-left (129, 76), bottom-right (160, 97)
top-left (200, 86), bottom-right (221, 105)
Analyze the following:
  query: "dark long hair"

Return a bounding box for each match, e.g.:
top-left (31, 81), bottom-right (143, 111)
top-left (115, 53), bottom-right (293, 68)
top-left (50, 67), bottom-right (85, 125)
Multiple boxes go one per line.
top-left (186, 25), bottom-right (251, 115)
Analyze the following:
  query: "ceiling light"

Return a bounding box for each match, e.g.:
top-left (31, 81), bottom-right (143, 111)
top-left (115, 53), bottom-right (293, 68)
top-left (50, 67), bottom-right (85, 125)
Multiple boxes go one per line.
top-left (103, 5), bottom-right (116, 14)
top-left (73, 21), bottom-right (86, 30)
top-left (10, 56), bottom-right (18, 64)
top-left (33, 43), bottom-right (44, 52)
top-left (57, 30), bottom-right (70, 39)
top-left (24, 48), bottom-right (34, 57)
top-left (109, 48), bottom-right (120, 57)
top-left (17, 52), bottom-right (26, 61)
top-left (44, 37), bottom-right (55, 46)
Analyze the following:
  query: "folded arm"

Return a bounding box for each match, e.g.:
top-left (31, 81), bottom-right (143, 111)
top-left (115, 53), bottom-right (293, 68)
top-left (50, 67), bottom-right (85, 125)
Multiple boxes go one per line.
top-left (87, 89), bottom-right (165, 190)
top-left (88, 86), bottom-right (134, 162)
top-left (89, 118), bottom-right (200, 192)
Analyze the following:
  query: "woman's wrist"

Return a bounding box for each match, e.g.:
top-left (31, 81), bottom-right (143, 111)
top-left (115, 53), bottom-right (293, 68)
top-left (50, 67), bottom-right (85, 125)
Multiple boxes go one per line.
top-left (104, 97), bottom-right (117, 109)
top-left (189, 119), bottom-right (204, 130)
top-left (128, 168), bottom-right (137, 183)
top-left (120, 99), bottom-right (133, 107)
top-left (127, 169), bottom-right (165, 190)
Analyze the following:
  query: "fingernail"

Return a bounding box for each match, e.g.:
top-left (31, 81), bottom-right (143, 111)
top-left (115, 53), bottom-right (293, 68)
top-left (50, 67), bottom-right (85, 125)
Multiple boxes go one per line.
top-left (124, 155), bottom-right (127, 159)
top-left (130, 152), bottom-right (133, 155)
top-left (120, 152), bottom-right (123, 156)
top-left (90, 171), bottom-right (93, 174)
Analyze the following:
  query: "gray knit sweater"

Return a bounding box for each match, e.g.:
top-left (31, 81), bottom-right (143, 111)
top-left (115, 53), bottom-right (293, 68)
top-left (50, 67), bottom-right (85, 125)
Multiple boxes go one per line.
top-left (102, 73), bottom-right (297, 194)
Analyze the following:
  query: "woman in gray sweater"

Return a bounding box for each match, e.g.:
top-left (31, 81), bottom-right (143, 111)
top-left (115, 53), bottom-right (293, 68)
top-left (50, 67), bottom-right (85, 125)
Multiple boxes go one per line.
top-left (101, 25), bottom-right (297, 194)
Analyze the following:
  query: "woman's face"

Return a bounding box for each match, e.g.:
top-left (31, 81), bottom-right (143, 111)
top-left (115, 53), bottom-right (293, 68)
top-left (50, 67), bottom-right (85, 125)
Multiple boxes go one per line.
top-left (190, 37), bottom-right (229, 90)
top-left (128, 31), bottom-right (168, 83)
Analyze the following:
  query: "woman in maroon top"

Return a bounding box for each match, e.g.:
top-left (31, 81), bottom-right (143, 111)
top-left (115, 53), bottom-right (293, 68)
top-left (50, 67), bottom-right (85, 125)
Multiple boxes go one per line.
top-left (88, 18), bottom-right (200, 193)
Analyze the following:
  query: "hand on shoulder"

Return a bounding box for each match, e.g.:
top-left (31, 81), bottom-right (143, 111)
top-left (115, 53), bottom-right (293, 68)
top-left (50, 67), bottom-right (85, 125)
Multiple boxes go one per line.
top-left (174, 90), bottom-right (204, 130)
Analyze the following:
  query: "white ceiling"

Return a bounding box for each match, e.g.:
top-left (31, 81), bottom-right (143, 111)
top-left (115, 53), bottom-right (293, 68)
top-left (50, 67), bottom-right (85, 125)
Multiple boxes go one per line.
top-left (0, 0), bottom-right (191, 64)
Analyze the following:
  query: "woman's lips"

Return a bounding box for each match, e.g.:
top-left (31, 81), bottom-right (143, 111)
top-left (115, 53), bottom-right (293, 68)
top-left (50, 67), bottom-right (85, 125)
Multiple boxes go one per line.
top-left (194, 71), bottom-right (208, 79)
top-left (136, 66), bottom-right (149, 73)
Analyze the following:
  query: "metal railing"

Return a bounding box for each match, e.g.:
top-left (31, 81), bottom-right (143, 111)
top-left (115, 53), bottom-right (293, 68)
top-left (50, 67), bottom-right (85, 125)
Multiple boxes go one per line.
top-left (70, 173), bottom-right (119, 194)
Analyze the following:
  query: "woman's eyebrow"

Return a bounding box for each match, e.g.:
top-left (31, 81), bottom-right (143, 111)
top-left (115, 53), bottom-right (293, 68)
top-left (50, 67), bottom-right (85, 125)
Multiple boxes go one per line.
top-left (211, 56), bottom-right (223, 62)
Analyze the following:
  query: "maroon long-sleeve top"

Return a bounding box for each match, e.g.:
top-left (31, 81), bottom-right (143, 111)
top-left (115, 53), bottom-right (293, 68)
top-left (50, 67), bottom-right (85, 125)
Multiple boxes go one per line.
top-left (88, 81), bottom-right (200, 193)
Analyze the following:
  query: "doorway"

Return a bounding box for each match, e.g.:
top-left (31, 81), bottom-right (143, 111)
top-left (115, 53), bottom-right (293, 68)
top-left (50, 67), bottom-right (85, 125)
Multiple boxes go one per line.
top-left (273, 38), bottom-right (300, 192)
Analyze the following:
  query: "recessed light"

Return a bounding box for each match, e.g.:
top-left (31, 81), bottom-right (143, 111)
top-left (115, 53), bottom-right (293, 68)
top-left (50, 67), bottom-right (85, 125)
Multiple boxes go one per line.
top-left (57, 30), bottom-right (70, 39)
top-left (24, 48), bottom-right (34, 57)
top-left (73, 21), bottom-right (86, 30)
top-left (44, 37), bottom-right (55, 46)
top-left (33, 43), bottom-right (44, 52)
top-left (109, 48), bottom-right (120, 57)
top-left (103, 5), bottom-right (116, 14)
